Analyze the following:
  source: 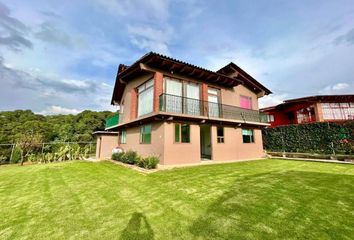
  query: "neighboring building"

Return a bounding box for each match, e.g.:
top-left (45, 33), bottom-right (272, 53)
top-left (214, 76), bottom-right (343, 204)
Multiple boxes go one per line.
top-left (96, 52), bottom-right (272, 165)
top-left (260, 95), bottom-right (354, 127)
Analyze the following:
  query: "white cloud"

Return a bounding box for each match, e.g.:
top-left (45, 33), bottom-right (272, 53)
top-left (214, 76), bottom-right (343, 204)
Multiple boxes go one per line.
top-left (127, 24), bottom-right (173, 55)
top-left (36, 105), bottom-right (81, 115)
top-left (259, 94), bottom-right (288, 108)
top-left (318, 82), bottom-right (352, 95)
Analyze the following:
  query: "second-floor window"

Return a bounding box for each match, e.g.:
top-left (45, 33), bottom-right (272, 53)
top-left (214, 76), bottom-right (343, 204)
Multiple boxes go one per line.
top-left (240, 95), bottom-right (252, 109)
top-left (137, 79), bottom-right (154, 117)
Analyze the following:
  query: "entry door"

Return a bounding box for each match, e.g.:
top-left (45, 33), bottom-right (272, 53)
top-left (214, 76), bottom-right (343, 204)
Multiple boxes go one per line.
top-left (208, 88), bottom-right (220, 118)
top-left (165, 78), bottom-right (182, 113)
top-left (200, 125), bottom-right (211, 160)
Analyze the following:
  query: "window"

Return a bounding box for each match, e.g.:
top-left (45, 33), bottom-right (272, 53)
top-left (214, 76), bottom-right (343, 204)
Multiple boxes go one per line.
top-left (175, 124), bottom-right (180, 142)
top-left (321, 102), bottom-right (354, 120)
top-left (240, 95), bottom-right (252, 109)
top-left (174, 123), bottom-right (190, 143)
top-left (164, 77), bottom-right (200, 115)
top-left (140, 125), bottom-right (152, 144)
top-left (120, 130), bottom-right (126, 144)
top-left (217, 127), bottom-right (224, 143)
top-left (242, 129), bottom-right (254, 143)
top-left (137, 79), bottom-right (154, 117)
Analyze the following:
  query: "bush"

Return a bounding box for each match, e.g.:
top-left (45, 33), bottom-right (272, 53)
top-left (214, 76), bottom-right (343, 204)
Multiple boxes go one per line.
top-left (112, 152), bottom-right (124, 161)
top-left (263, 122), bottom-right (354, 154)
top-left (137, 156), bottom-right (159, 169)
top-left (121, 151), bottom-right (138, 164)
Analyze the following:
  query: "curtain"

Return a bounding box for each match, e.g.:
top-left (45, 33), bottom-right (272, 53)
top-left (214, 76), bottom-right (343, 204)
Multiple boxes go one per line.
top-left (185, 83), bottom-right (200, 115)
top-left (240, 96), bottom-right (252, 109)
top-left (138, 87), bottom-right (153, 117)
top-left (165, 78), bottom-right (182, 113)
top-left (208, 95), bottom-right (219, 118)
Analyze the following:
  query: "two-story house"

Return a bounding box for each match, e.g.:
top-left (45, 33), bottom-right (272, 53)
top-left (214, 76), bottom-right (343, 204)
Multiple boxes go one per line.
top-left (95, 52), bottom-right (272, 165)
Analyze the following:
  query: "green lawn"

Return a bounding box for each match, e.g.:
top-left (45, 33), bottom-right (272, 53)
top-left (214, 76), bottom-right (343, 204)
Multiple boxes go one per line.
top-left (0, 160), bottom-right (353, 240)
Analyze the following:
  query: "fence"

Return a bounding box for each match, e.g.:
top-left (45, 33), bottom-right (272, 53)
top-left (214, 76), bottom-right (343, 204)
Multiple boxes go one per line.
top-left (0, 141), bottom-right (96, 164)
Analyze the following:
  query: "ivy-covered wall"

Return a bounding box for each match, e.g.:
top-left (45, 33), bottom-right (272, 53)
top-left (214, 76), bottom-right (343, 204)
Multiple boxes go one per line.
top-left (262, 121), bottom-right (354, 154)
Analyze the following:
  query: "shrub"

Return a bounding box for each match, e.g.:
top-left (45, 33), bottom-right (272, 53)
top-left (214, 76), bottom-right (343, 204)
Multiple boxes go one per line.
top-left (263, 122), bottom-right (354, 154)
top-left (137, 156), bottom-right (159, 169)
top-left (121, 150), bottom-right (138, 164)
top-left (112, 152), bottom-right (124, 161)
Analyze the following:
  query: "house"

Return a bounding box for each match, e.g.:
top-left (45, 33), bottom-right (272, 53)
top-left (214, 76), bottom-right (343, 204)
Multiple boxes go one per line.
top-left (260, 95), bottom-right (354, 127)
top-left (95, 52), bottom-right (272, 165)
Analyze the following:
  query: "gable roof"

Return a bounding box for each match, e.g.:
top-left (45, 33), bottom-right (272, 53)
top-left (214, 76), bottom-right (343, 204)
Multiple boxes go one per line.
top-left (216, 62), bottom-right (272, 95)
top-left (111, 52), bottom-right (271, 104)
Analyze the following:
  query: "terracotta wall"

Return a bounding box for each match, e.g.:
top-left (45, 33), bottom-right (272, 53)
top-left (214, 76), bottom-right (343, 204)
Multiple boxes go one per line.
top-left (162, 122), bottom-right (201, 165)
top-left (95, 134), bottom-right (119, 160)
top-left (119, 122), bottom-right (165, 160)
top-left (119, 73), bottom-right (154, 124)
top-left (211, 126), bottom-right (264, 161)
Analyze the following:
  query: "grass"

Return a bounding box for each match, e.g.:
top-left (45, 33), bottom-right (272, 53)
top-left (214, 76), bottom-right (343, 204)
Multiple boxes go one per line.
top-left (0, 159), bottom-right (353, 240)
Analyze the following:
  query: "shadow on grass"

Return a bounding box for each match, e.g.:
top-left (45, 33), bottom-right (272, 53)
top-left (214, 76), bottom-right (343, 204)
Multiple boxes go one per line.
top-left (120, 212), bottom-right (154, 240)
top-left (189, 170), bottom-right (354, 240)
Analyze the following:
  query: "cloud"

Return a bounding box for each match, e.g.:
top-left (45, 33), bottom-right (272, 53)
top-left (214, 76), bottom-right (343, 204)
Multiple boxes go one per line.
top-left (36, 105), bottom-right (81, 115)
top-left (127, 24), bottom-right (173, 55)
top-left (0, 2), bottom-right (32, 51)
top-left (334, 28), bottom-right (354, 45)
top-left (93, 0), bottom-right (169, 20)
top-left (318, 82), bottom-right (353, 95)
top-left (259, 94), bottom-right (288, 108)
top-left (34, 22), bottom-right (85, 49)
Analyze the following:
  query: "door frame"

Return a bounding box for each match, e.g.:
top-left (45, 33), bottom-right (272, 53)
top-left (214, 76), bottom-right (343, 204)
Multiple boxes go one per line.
top-left (200, 124), bottom-right (212, 160)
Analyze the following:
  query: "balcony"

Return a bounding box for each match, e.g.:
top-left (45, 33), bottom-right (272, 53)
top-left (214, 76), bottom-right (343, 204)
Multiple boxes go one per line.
top-left (159, 94), bottom-right (265, 123)
top-left (105, 113), bottom-right (120, 129)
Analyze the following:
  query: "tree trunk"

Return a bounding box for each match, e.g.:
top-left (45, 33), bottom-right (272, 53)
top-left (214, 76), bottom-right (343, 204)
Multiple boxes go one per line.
top-left (20, 150), bottom-right (24, 166)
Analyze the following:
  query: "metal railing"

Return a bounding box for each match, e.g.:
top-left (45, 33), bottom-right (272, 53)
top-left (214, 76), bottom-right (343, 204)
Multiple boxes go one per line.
top-left (105, 113), bottom-right (120, 129)
top-left (159, 93), bottom-right (264, 123)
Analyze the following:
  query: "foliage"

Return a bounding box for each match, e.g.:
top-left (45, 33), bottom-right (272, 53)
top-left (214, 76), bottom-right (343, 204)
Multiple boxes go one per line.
top-left (121, 151), bottom-right (138, 165)
top-left (112, 151), bottom-right (159, 169)
top-left (262, 121), bottom-right (354, 154)
top-left (136, 156), bottom-right (160, 169)
top-left (16, 132), bottom-right (43, 165)
top-left (112, 152), bottom-right (124, 161)
top-left (0, 109), bottom-right (113, 164)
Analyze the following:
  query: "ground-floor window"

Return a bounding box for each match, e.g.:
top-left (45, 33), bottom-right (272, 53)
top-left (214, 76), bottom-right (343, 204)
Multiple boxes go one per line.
top-left (120, 129), bottom-right (126, 144)
top-left (217, 127), bottom-right (224, 143)
top-left (174, 123), bottom-right (190, 143)
top-left (242, 129), bottom-right (254, 143)
top-left (140, 125), bottom-right (152, 144)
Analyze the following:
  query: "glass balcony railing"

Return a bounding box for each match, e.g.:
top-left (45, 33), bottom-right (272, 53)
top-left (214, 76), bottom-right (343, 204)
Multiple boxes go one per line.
top-left (159, 94), bottom-right (266, 123)
top-left (105, 113), bottom-right (120, 129)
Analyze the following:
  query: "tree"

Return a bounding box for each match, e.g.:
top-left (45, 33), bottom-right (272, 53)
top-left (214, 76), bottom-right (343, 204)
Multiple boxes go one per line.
top-left (16, 132), bottom-right (43, 166)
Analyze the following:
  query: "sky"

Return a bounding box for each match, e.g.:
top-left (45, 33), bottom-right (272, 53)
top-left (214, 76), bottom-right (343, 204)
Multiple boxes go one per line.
top-left (0, 0), bottom-right (353, 115)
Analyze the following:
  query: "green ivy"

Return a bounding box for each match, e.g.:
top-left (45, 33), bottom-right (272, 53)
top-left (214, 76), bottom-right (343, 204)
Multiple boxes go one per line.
top-left (262, 121), bottom-right (354, 155)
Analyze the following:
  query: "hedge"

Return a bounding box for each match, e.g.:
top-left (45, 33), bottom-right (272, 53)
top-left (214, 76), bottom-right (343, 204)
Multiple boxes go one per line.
top-left (262, 121), bottom-right (354, 155)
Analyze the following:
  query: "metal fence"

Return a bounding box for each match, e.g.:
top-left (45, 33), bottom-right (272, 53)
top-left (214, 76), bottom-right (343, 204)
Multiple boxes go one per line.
top-left (0, 141), bottom-right (96, 164)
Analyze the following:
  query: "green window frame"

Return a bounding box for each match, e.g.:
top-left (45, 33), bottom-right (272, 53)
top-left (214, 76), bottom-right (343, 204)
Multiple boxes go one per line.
top-left (242, 129), bottom-right (254, 143)
top-left (217, 127), bottom-right (224, 143)
top-left (140, 125), bottom-right (152, 144)
top-left (120, 130), bottom-right (126, 144)
top-left (174, 123), bottom-right (190, 143)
